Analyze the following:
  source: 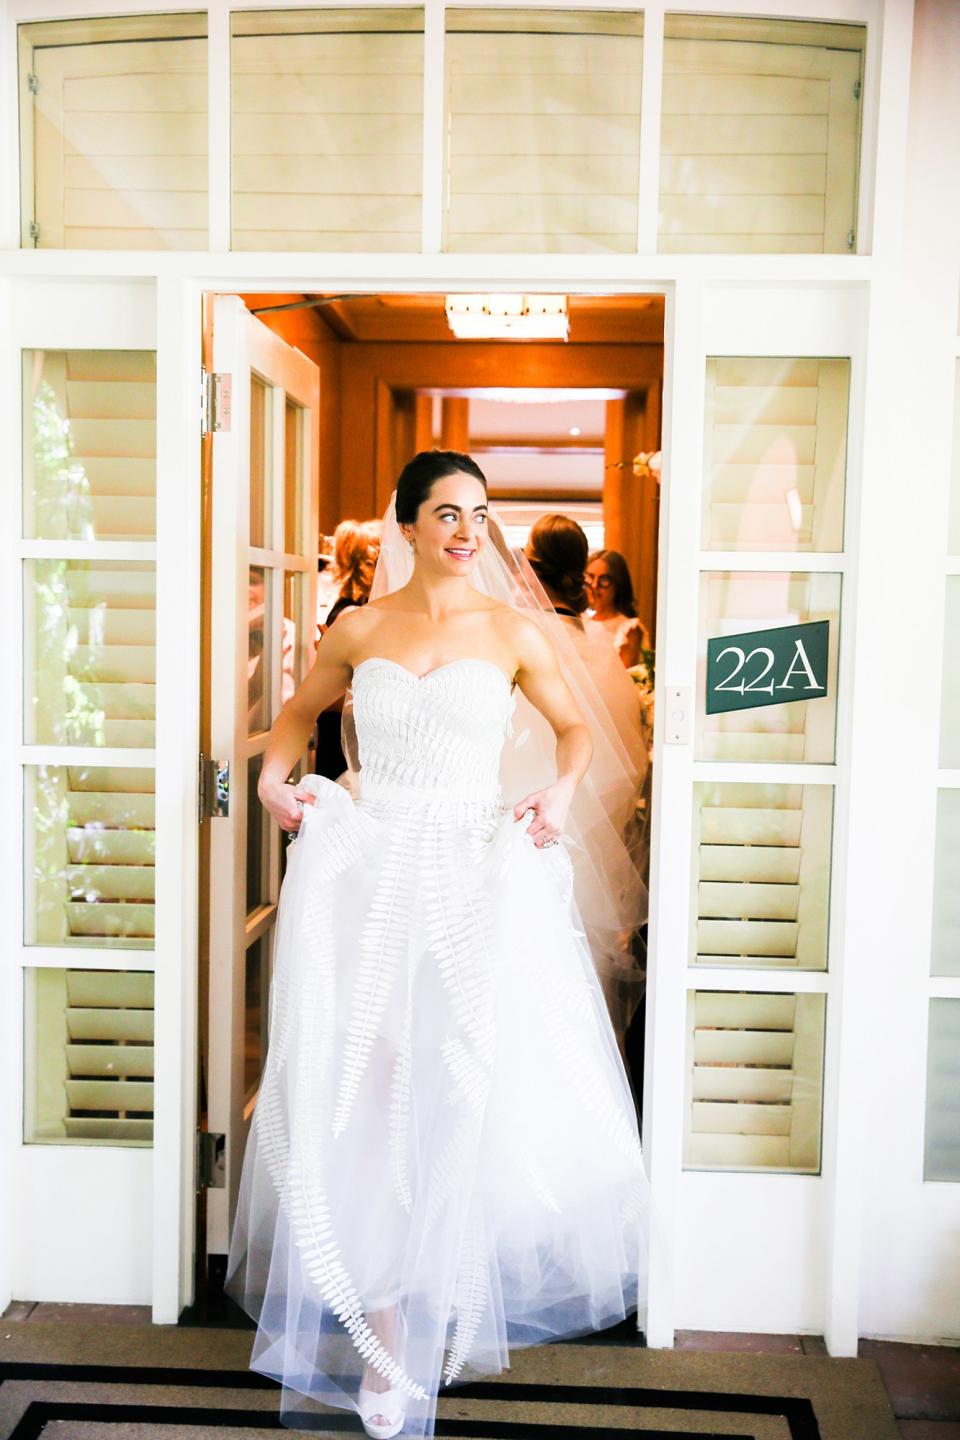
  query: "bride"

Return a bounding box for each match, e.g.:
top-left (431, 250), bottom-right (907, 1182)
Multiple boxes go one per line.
top-left (227, 451), bottom-right (651, 1438)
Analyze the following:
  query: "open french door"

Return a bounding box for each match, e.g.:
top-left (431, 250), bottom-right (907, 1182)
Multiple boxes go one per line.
top-left (204, 295), bottom-right (320, 1259)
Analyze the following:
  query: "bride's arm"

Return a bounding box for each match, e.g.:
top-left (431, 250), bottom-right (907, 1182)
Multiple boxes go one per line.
top-left (511, 616), bottom-right (593, 847)
top-left (258, 610), bottom-right (361, 830)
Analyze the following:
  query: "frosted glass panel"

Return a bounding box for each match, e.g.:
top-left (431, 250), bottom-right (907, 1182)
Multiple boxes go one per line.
top-left (248, 566), bottom-right (272, 735)
top-left (924, 999), bottom-right (960, 1181)
top-left (247, 753), bottom-right (270, 916)
top-left (231, 9), bottom-right (423, 251)
top-left (444, 9), bottom-right (643, 253)
top-left (703, 357), bottom-right (848, 551)
top-left (932, 791), bottom-right (960, 977)
top-left (660, 16), bottom-right (864, 255)
top-left (25, 560), bottom-right (156, 748)
top-left (697, 571), bottom-right (841, 763)
top-left (949, 364), bottom-right (960, 554)
top-left (245, 934), bottom-right (271, 1102)
top-left (25, 765), bottom-right (155, 949)
top-left (23, 350), bottom-right (156, 541)
top-left (25, 968), bottom-right (154, 1145)
top-left (941, 578), bottom-right (960, 767)
top-left (685, 990), bottom-right (825, 1172)
top-left (250, 375), bottom-right (270, 550)
top-left (693, 783), bottom-right (833, 970)
top-left (20, 15), bottom-right (207, 249)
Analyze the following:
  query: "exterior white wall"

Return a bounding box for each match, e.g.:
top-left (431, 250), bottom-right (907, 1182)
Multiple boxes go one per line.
top-left (0, 0), bottom-right (956, 1349)
top-left (855, 0), bottom-right (960, 1344)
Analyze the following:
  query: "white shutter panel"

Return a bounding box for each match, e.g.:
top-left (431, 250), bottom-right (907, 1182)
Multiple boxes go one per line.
top-left (445, 13), bottom-right (643, 253)
top-left (29, 969), bottom-right (154, 1144)
top-left (660, 26), bottom-right (863, 254)
top-left (29, 33), bottom-right (207, 249)
top-left (231, 19), bottom-right (423, 252)
top-left (685, 990), bottom-right (824, 1171)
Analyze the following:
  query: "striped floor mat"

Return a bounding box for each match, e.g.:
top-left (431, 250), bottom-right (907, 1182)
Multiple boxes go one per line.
top-left (0, 1322), bottom-right (900, 1440)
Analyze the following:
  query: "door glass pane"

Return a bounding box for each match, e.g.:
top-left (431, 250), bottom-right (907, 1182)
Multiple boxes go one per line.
top-left (231, 8), bottom-right (424, 251)
top-left (246, 753), bottom-right (271, 915)
top-left (660, 16), bottom-right (865, 255)
top-left (244, 933), bottom-right (271, 1101)
top-left (703, 357), bottom-right (848, 551)
top-left (25, 765), bottom-right (156, 949)
top-left (693, 783), bottom-right (833, 970)
top-left (941, 578), bottom-right (960, 767)
top-left (25, 968), bottom-right (154, 1145)
top-left (283, 570), bottom-right (305, 705)
top-left (949, 364), bottom-right (960, 554)
top-left (250, 376), bottom-right (270, 549)
top-left (924, 999), bottom-right (960, 1181)
top-left (285, 398), bottom-right (304, 555)
top-left (19, 15), bottom-right (207, 250)
top-left (248, 566), bottom-right (272, 735)
top-left (444, 9), bottom-right (643, 253)
top-left (25, 560), bottom-right (156, 747)
top-left (697, 571), bottom-right (841, 763)
top-left (685, 989), bottom-right (825, 1173)
top-left (24, 350), bottom-right (156, 541)
top-left (932, 791), bottom-right (960, 977)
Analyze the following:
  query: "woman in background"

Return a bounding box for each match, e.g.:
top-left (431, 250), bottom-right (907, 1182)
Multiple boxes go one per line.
top-left (315, 518), bottom-right (381, 781)
top-left (524, 514), bottom-right (648, 1043)
top-left (585, 549), bottom-right (650, 670)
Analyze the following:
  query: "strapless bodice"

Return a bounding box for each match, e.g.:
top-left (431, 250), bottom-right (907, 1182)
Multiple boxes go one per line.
top-left (350, 657), bottom-right (515, 809)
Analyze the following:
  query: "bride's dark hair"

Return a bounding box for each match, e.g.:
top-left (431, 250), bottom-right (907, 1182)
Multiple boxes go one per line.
top-left (395, 449), bottom-right (488, 524)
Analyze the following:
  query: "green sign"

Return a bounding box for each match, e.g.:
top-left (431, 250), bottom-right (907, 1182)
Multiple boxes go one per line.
top-left (706, 620), bottom-right (829, 715)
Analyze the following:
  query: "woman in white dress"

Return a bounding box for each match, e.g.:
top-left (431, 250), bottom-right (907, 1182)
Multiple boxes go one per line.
top-left (585, 549), bottom-right (651, 670)
top-left (227, 452), bottom-right (650, 1438)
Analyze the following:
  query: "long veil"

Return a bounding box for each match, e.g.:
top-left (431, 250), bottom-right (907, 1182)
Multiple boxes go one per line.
top-left (342, 492), bottom-right (649, 1043)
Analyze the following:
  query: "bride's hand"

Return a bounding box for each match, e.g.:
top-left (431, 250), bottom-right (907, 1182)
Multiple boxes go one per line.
top-left (513, 778), bottom-right (575, 848)
top-left (259, 777), bottom-right (315, 833)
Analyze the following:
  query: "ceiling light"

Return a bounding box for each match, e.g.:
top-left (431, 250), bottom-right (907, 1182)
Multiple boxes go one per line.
top-left (445, 294), bottom-right (569, 341)
top-left (569, 426), bottom-right (581, 437)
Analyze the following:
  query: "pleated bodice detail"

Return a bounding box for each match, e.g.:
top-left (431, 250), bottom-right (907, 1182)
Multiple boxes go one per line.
top-left (351, 657), bottom-right (514, 809)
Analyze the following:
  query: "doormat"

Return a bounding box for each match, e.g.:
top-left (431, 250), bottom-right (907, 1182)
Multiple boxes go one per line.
top-left (0, 1321), bottom-right (900, 1440)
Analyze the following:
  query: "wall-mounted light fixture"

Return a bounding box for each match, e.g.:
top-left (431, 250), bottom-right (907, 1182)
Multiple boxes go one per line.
top-left (444, 294), bottom-right (569, 341)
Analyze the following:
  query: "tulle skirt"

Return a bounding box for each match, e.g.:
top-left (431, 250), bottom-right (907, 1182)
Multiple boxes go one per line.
top-left (226, 775), bottom-right (650, 1435)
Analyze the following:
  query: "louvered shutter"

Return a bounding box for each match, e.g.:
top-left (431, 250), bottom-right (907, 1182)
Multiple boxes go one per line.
top-left (660, 21), bottom-right (864, 254)
top-left (231, 14), bottom-right (423, 251)
top-left (26, 27), bottom-right (207, 249)
top-left (703, 358), bottom-right (848, 552)
top-left (686, 990), bottom-right (824, 1171)
top-left (444, 11), bottom-right (643, 253)
top-left (29, 969), bottom-right (154, 1144)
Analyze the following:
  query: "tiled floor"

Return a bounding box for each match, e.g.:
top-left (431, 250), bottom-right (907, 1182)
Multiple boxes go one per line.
top-left (3, 1304), bottom-right (958, 1438)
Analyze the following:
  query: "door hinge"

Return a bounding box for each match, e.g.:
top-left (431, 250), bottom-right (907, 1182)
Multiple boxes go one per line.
top-left (846, 229), bottom-right (856, 251)
top-left (196, 1131), bottom-right (225, 1190)
top-left (28, 221), bottom-right (40, 245)
top-left (27, 72), bottom-right (39, 96)
top-left (199, 753), bottom-right (230, 821)
top-left (201, 368), bottom-right (232, 436)
top-left (853, 79), bottom-right (862, 100)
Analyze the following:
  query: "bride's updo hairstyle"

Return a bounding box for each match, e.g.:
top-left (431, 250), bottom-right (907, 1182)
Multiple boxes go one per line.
top-left (526, 513), bottom-right (590, 614)
top-left (395, 449), bottom-right (488, 524)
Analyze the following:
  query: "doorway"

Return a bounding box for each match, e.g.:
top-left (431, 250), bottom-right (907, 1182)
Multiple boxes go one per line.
top-left (195, 288), bottom-right (666, 1305)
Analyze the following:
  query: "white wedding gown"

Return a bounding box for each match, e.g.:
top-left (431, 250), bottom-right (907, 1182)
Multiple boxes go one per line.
top-left (227, 657), bottom-right (650, 1434)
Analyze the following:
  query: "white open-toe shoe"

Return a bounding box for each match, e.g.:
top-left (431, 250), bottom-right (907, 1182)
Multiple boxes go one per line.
top-left (358, 1384), bottom-right (405, 1439)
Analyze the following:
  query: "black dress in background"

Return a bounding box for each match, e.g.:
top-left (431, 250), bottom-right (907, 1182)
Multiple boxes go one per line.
top-left (313, 594), bottom-right (365, 780)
